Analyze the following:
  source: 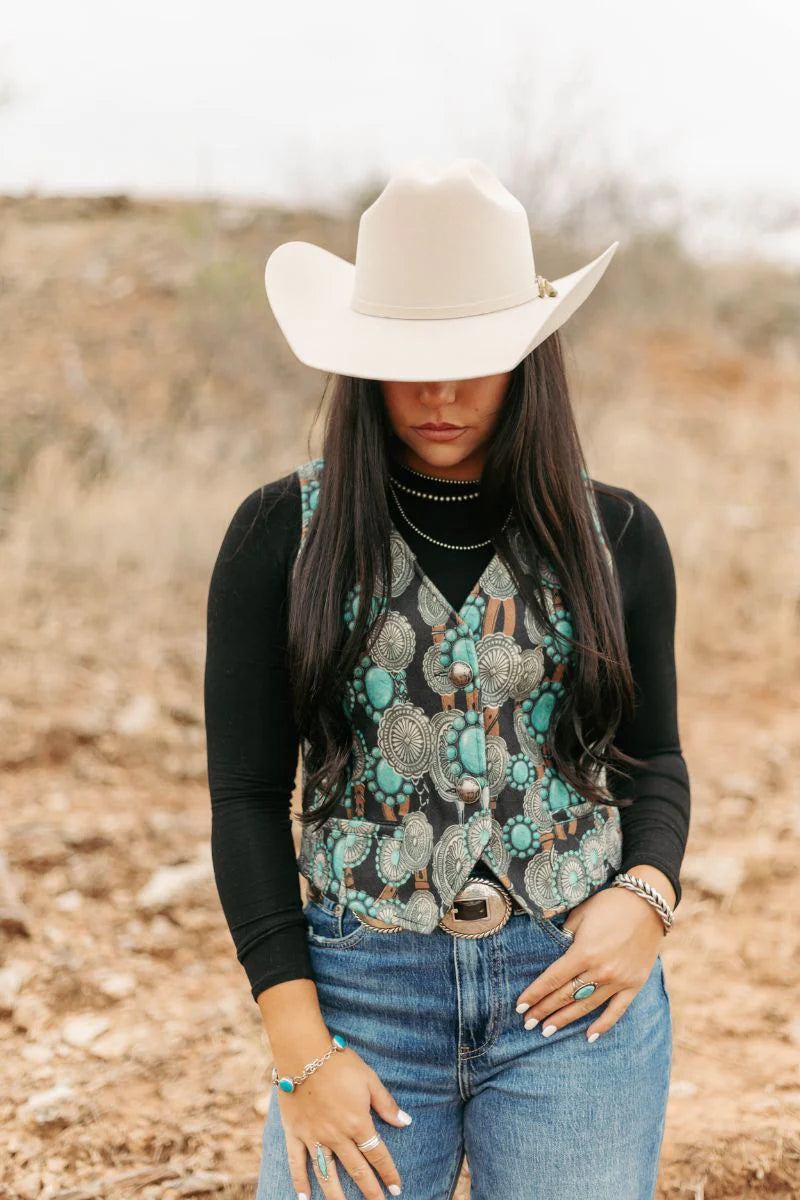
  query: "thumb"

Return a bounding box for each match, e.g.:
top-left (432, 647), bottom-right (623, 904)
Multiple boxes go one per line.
top-left (367, 1070), bottom-right (413, 1129)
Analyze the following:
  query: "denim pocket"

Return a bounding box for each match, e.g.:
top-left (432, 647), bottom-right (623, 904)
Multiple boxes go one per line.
top-left (658, 954), bottom-right (671, 1004)
top-left (535, 908), bottom-right (576, 949)
top-left (304, 898), bottom-right (370, 949)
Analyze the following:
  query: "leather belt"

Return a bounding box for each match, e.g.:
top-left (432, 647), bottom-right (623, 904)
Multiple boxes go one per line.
top-left (308, 875), bottom-right (526, 939)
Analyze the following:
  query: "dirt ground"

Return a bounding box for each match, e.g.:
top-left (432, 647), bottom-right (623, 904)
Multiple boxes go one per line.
top-left (0, 194), bottom-right (798, 1198)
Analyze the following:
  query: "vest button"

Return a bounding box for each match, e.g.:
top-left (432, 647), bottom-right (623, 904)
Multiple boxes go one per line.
top-left (456, 776), bottom-right (481, 804)
top-left (448, 659), bottom-right (473, 687)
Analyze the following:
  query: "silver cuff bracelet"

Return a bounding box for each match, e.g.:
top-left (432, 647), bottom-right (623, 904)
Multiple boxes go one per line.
top-left (610, 872), bottom-right (675, 935)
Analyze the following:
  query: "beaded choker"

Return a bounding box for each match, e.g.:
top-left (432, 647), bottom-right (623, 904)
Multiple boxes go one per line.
top-left (403, 462), bottom-right (482, 485)
top-left (389, 475), bottom-right (480, 502)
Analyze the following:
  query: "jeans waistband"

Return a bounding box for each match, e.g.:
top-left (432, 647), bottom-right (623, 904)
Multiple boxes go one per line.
top-left (307, 874), bottom-right (528, 938)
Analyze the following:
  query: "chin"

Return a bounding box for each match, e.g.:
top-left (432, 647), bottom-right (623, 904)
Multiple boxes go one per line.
top-left (409, 436), bottom-right (472, 458)
top-left (393, 429), bottom-right (481, 475)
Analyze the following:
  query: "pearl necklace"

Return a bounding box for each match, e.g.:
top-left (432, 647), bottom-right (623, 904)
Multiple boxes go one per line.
top-left (389, 483), bottom-right (511, 551)
top-left (390, 474), bottom-right (480, 501)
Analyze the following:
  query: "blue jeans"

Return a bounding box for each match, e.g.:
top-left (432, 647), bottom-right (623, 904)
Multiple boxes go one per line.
top-left (257, 888), bottom-right (672, 1200)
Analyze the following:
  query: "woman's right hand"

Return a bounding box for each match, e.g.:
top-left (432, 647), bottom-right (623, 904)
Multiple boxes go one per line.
top-left (277, 1043), bottom-right (411, 1199)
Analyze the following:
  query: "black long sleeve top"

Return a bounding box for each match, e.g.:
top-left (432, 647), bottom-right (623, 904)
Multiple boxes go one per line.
top-left (204, 452), bottom-right (690, 1003)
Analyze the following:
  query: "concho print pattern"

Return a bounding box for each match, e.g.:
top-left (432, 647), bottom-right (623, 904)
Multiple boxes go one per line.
top-left (294, 458), bottom-right (623, 931)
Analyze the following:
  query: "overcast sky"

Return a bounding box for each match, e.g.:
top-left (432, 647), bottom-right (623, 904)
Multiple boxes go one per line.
top-left (1, 1), bottom-right (798, 261)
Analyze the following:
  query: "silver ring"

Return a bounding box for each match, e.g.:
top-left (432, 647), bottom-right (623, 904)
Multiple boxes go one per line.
top-left (570, 975), bottom-right (599, 1002)
top-left (357, 1132), bottom-right (383, 1151)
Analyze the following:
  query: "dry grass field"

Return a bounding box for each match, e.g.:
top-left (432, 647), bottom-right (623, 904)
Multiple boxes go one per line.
top-left (0, 192), bottom-right (798, 1198)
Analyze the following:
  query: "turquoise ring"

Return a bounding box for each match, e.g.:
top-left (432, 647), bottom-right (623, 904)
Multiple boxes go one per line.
top-left (571, 978), bottom-right (598, 1001)
top-left (315, 1142), bottom-right (331, 1179)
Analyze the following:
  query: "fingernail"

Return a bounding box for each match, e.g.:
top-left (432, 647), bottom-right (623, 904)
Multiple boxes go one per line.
top-left (587, 1031), bottom-right (600, 1043)
top-left (297, 1194), bottom-right (308, 1199)
top-left (541, 1023), bottom-right (558, 1037)
top-left (516, 1002), bottom-right (530, 1013)
top-left (397, 1109), bottom-right (413, 1125)
top-left (524, 1016), bottom-right (539, 1030)
top-left (389, 1186), bottom-right (403, 1196)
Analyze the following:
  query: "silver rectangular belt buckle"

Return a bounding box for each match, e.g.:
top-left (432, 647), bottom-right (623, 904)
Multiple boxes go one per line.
top-left (322, 878), bottom-right (517, 938)
top-left (438, 877), bottom-right (513, 939)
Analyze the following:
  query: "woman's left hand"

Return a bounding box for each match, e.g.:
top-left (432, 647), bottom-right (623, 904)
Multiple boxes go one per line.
top-left (515, 885), bottom-right (666, 1042)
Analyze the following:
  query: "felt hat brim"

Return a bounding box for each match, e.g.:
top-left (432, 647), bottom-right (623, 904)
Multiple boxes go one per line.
top-left (264, 239), bottom-right (618, 382)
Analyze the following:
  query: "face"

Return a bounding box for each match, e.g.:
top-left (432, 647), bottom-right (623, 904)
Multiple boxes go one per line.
top-left (380, 372), bottom-right (512, 480)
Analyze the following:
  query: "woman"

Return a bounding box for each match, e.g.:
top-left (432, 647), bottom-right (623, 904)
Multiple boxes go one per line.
top-left (204, 159), bottom-right (690, 1200)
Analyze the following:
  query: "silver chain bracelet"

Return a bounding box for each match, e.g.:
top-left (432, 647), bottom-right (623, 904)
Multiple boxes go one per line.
top-left (271, 1033), bottom-right (347, 1093)
top-left (610, 872), bottom-right (675, 935)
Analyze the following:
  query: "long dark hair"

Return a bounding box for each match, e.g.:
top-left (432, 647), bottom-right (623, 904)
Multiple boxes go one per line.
top-left (287, 330), bottom-right (646, 830)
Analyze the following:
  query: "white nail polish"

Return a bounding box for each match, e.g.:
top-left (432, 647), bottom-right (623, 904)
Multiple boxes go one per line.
top-left (516, 1002), bottom-right (530, 1013)
top-left (587, 1031), bottom-right (600, 1043)
top-left (297, 1193), bottom-right (308, 1199)
top-left (397, 1109), bottom-right (413, 1125)
top-left (541, 1024), bottom-right (557, 1037)
top-left (389, 1186), bottom-right (403, 1196)
top-left (524, 1016), bottom-right (539, 1030)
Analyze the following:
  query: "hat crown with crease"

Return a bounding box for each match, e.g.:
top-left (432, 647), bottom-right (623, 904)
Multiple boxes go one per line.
top-left (263, 156), bottom-right (618, 381)
top-left (353, 158), bottom-right (539, 319)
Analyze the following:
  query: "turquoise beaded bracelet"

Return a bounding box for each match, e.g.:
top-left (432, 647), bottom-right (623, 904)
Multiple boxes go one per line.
top-left (271, 1034), bottom-right (347, 1093)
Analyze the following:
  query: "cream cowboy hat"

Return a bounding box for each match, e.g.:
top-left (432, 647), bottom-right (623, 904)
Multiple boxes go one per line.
top-left (264, 157), bottom-right (619, 382)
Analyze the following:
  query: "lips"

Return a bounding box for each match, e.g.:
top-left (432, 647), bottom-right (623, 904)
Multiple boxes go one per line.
top-left (413, 424), bottom-right (467, 442)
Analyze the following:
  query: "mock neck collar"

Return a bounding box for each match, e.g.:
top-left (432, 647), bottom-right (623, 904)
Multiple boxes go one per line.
top-left (387, 444), bottom-right (483, 496)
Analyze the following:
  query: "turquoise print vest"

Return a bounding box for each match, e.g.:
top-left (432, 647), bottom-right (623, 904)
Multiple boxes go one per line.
top-left (293, 457), bottom-right (623, 931)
